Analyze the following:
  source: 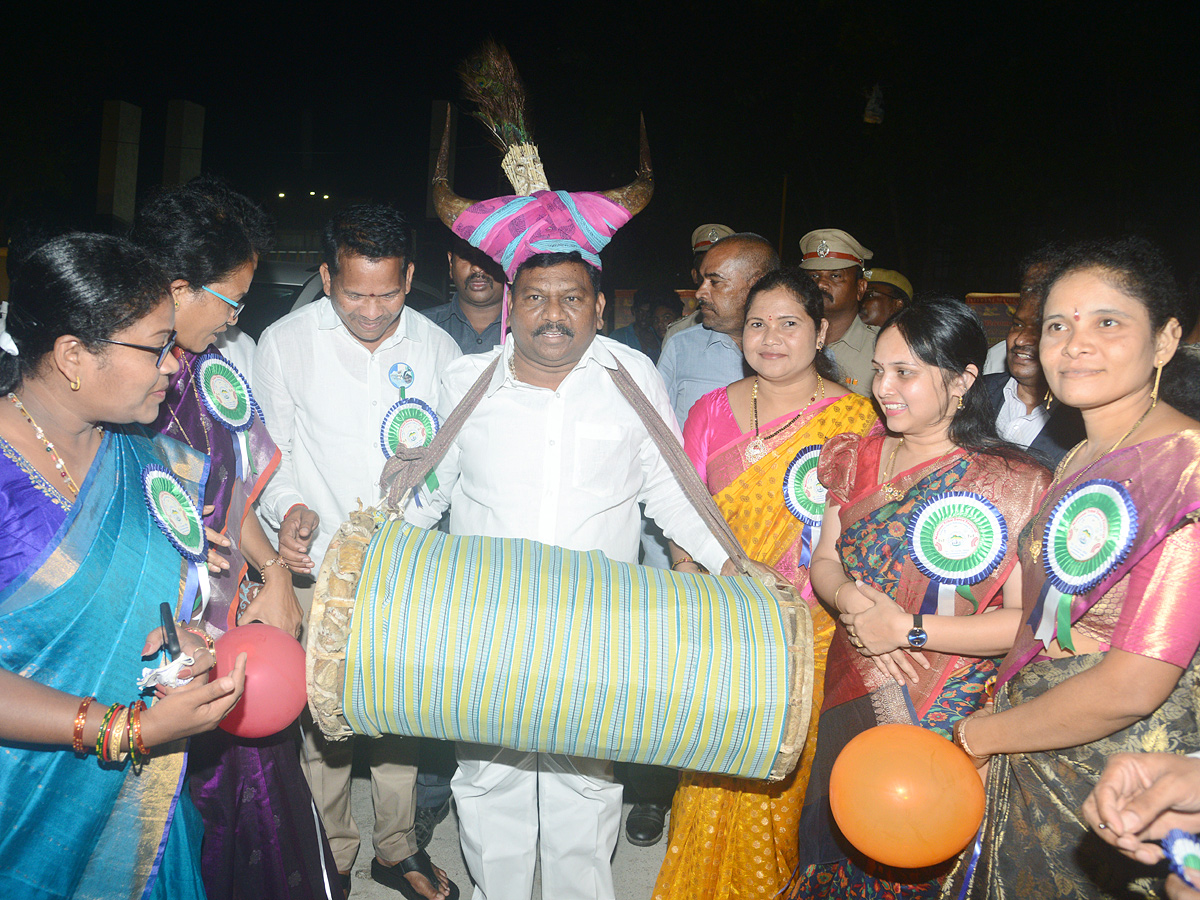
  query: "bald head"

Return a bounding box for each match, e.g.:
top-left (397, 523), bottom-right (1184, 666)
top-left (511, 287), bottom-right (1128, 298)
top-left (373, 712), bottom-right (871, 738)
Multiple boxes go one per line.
top-left (696, 233), bottom-right (781, 337)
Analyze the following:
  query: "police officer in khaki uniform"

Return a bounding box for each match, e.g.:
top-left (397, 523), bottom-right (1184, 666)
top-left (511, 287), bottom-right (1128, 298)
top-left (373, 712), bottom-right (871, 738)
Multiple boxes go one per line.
top-left (799, 228), bottom-right (877, 396)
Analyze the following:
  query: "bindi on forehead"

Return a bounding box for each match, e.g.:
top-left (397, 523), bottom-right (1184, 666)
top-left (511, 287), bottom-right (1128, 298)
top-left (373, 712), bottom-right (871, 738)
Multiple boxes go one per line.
top-left (1073, 308), bottom-right (1081, 321)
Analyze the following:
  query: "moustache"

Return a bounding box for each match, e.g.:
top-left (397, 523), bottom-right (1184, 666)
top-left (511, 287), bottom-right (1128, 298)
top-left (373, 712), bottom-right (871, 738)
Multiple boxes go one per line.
top-left (533, 324), bottom-right (575, 338)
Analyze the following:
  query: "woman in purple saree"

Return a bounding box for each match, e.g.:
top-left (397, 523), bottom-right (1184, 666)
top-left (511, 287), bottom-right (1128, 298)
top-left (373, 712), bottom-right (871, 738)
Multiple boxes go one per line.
top-left (945, 238), bottom-right (1200, 900)
top-left (132, 178), bottom-right (340, 900)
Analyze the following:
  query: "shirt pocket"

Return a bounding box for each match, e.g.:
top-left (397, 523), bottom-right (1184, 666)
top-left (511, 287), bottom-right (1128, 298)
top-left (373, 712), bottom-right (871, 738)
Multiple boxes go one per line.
top-left (572, 422), bottom-right (634, 498)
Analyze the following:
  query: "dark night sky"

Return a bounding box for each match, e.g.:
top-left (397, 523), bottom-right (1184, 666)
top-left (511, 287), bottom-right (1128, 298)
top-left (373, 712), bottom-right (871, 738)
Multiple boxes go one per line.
top-left (3, 1), bottom-right (1199, 297)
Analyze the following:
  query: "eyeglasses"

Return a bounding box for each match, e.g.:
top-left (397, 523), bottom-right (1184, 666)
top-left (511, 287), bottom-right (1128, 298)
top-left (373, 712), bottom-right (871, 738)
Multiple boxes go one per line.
top-left (95, 330), bottom-right (177, 367)
top-left (201, 285), bottom-right (246, 318)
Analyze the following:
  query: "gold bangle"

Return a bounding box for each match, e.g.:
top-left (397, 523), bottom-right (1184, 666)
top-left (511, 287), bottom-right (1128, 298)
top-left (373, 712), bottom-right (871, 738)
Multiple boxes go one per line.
top-left (107, 707), bottom-right (130, 763)
top-left (670, 556), bottom-right (695, 571)
top-left (833, 580), bottom-right (854, 610)
top-left (955, 717), bottom-right (987, 761)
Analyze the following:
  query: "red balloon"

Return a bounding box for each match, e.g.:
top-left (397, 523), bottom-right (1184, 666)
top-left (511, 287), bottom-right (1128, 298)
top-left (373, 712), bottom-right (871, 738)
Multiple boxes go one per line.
top-left (829, 723), bottom-right (985, 869)
top-left (213, 623), bottom-right (307, 738)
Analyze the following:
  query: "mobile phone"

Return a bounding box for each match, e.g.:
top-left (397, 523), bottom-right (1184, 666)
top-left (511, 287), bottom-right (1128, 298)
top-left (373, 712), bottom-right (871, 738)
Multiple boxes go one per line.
top-left (159, 602), bottom-right (182, 660)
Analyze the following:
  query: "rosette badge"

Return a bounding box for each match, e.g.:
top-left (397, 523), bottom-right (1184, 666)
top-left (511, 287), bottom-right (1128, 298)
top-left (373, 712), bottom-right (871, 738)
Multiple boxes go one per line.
top-left (142, 465), bottom-right (209, 619)
top-left (908, 492), bottom-right (1008, 615)
top-left (1030, 479), bottom-right (1137, 652)
top-left (782, 445), bottom-right (827, 568)
top-left (380, 398), bottom-right (439, 457)
top-left (380, 399), bottom-right (441, 502)
top-left (195, 355), bottom-right (262, 480)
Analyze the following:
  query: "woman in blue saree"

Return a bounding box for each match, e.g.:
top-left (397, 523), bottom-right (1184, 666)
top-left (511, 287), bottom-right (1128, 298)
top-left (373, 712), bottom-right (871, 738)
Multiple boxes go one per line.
top-left (0, 234), bottom-right (247, 900)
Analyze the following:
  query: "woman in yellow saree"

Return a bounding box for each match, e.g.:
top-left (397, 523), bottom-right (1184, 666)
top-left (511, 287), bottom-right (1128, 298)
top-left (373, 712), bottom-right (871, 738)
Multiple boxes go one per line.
top-left (653, 268), bottom-right (876, 899)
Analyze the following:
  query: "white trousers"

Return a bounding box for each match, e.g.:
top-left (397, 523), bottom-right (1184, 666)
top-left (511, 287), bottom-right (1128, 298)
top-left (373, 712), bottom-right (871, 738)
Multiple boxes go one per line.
top-left (452, 744), bottom-right (622, 900)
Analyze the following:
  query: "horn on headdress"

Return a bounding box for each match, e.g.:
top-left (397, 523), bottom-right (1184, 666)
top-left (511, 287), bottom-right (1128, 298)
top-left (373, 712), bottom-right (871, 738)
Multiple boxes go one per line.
top-left (599, 113), bottom-right (654, 217)
top-left (432, 105), bottom-right (476, 229)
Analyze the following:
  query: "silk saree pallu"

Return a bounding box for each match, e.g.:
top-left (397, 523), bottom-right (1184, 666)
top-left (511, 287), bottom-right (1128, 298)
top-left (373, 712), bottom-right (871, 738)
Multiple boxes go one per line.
top-left (947, 431), bottom-right (1200, 900)
top-left (0, 430), bottom-right (208, 900)
top-left (306, 359), bottom-right (815, 782)
top-left (652, 394), bottom-right (876, 899)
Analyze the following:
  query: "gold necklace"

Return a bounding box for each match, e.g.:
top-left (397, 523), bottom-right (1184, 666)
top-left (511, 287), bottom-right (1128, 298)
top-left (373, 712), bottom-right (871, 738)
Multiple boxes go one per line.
top-left (1027, 398), bottom-right (1157, 563)
top-left (8, 392), bottom-right (90, 496)
top-left (881, 436), bottom-right (906, 501)
top-left (745, 374), bottom-right (824, 464)
top-left (166, 354), bottom-right (212, 454)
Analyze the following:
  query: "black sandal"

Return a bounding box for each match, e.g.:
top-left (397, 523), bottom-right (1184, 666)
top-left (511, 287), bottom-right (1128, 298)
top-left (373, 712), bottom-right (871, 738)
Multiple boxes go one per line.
top-left (371, 851), bottom-right (459, 900)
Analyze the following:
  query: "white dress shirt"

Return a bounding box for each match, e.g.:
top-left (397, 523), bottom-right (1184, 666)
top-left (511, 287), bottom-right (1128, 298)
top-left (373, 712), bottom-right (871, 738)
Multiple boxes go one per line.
top-left (995, 375), bottom-right (1051, 449)
top-left (405, 335), bottom-right (728, 574)
top-left (213, 326), bottom-right (256, 382)
top-left (254, 297), bottom-right (462, 567)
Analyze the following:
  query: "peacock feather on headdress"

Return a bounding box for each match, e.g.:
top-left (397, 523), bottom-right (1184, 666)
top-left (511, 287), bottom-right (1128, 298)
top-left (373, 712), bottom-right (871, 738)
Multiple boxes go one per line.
top-left (456, 39), bottom-right (550, 195)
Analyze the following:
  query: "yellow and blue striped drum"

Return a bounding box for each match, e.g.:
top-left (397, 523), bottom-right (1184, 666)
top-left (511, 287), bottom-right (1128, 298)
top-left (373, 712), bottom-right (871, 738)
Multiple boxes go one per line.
top-left (306, 508), bottom-right (813, 781)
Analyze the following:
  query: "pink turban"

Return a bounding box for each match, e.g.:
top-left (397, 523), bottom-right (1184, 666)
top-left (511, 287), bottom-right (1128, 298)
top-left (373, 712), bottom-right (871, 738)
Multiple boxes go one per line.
top-left (454, 190), bottom-right (631, 282)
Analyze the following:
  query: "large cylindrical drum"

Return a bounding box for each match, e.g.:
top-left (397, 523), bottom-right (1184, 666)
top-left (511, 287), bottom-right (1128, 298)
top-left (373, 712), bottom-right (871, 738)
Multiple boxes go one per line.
top-left (306, 508), bottom-right (813, 781)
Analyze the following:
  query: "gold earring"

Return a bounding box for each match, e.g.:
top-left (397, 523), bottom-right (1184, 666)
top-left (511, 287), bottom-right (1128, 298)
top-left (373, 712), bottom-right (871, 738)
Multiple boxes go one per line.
top-left (1044, 389), bottom-right (1053, 411)
top-left (70, 376), bottom-right (81, 391)
top-left (1151, 361), bottom-right (1163, 404)
top-left (173, 298), bottom-right (180, 310)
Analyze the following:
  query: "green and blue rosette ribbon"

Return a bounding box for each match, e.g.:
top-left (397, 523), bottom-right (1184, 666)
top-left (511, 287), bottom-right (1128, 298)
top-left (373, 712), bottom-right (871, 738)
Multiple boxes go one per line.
top-left (1029, 478), bottom-right (1137, 652)
top-left (195, 354), bottom-right (262, 481)
top-left (380, 398), bottom-right (440, 505)
top-left (142, 464), bottom-right (209, 621)
top-left (907, 491), bottom-right (1008, 616)
top-left (782, 444), bottom-right (827, 569)
top-left (1164, 829), bottom-right (1200, 890)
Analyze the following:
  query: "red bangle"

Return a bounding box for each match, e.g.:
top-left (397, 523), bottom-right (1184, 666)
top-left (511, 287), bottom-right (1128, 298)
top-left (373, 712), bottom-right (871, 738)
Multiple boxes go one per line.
top-left (130, 700), bottom-right (150, 765)
top-left (285, 503), bottom-right (308, 521)
top-left (73, 696), bottom-right (96, 755)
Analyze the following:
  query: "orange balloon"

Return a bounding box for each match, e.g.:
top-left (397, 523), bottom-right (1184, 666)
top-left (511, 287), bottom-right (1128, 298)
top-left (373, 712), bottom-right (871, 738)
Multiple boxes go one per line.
top-left (829, 723), bottom-right (984, 869)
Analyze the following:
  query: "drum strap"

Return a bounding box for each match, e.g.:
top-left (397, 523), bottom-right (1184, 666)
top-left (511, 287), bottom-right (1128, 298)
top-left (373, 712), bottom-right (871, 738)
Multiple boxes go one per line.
top-left (380, 354), bottom-right (751, 573)
top-left (604, 361), bottom-right (750, 572)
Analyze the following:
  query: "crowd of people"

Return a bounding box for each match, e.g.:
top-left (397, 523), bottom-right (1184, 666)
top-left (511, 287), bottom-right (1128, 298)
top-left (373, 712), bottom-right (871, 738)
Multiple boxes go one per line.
top-left (1, 164), bottom-right (1199, 900)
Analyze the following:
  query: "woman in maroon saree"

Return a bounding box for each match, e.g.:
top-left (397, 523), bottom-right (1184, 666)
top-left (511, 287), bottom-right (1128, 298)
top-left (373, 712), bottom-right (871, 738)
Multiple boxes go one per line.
top-left (945, 238), bottom-right (1200, 900)
top-left (133, 178), bottom-right (340, 900)
top-left (792, 298), bottom-right (1049, 898)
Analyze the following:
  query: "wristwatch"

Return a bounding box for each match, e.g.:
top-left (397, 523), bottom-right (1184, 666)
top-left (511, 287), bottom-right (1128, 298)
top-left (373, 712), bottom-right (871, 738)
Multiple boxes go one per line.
top-left (907, 614), bottom-right (928, 649)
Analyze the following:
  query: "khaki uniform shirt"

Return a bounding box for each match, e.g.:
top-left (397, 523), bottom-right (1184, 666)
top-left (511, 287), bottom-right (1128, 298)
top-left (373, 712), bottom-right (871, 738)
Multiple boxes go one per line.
top-left (827, 315), bottom-right (879, 396)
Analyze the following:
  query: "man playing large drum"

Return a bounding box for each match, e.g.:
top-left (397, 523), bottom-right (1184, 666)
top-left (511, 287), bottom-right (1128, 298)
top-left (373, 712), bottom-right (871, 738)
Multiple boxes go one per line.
top-left (403, 171), bottom-right (738, 899)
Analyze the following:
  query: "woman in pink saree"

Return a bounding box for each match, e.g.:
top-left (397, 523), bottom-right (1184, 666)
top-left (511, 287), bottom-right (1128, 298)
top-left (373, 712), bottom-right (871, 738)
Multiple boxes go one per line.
top-left (653, 268), bottom-right (876, 899)
top-left (946, 238), bottom-right (1200, 899)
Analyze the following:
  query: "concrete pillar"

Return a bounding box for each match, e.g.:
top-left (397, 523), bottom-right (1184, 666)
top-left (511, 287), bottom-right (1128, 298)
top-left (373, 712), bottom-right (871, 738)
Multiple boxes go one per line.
top-left (163, 99), bottom-right (205, 186)
top-left (96, 100), bottom-right (141, 229)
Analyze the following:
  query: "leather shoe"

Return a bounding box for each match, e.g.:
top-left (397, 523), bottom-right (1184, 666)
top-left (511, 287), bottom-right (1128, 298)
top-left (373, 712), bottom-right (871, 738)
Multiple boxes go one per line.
top-left (626, 802), bottom-right (669, 846)
top-left (372, 851), bottom-right (459, 900)
top-left (414, 797), bottom-right (451, 850)
top-left (339, 871), bottom-right (351, 899)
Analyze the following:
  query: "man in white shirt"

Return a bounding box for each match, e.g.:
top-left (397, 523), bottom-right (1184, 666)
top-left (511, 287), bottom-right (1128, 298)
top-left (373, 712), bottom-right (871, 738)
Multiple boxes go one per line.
top-left (405, 251), bottom-right (733, 900)
top-left (981, 252), bottom-right (1083, 467)
top-left (255, 204), bottom-right (461, 900)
